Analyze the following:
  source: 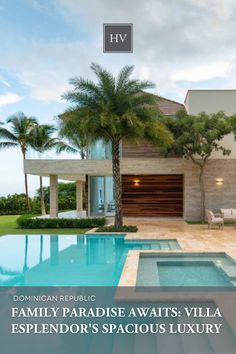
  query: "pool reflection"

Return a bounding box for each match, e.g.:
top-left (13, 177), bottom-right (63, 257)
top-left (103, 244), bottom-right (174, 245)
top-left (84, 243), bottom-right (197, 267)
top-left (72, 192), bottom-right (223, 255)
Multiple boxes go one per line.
top-left (0, 235), bottom-right (179, 286)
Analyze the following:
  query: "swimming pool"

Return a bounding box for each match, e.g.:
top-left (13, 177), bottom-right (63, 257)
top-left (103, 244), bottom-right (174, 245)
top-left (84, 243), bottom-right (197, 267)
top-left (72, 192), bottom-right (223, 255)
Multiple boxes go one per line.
top-left (137, 253), bottom-right (236, 287)
top-left (0, 235), bottom-right (180, 286)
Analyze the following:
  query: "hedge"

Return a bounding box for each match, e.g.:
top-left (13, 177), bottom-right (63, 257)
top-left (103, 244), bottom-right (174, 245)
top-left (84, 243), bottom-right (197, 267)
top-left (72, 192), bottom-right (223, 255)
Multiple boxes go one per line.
top-left (96, 225), bottom-right (138, 232)
top-left (17, 215), bottom-right (106, 229)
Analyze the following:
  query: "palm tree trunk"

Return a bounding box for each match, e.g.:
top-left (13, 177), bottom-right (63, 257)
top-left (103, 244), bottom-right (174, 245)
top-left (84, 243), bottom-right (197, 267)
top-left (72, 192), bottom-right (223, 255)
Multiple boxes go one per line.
top-left (22, 151), bottom-right (31, 212)
top-left (23, 235), bottom-right (29, 272)
top-left (199, 164), bottom-right (206, 222)
top-left (40, 176), bottom-right (46, 215)
top-left (24, 173), bottom-right (31, 211)
top-left (81, 148), bottom-right (86, 159)
top-left (81, 149), bottom-right (87, 210)
top-left (111, 139), bottom-right (123, 228)
top-left (39, 235), bottom-right (43, 263)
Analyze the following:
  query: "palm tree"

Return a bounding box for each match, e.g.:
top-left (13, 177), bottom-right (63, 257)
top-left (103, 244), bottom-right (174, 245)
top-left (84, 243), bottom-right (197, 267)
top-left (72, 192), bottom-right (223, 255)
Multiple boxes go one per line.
top-left (56, 125), bottom-right (89, 210)
top-left (60, 63), bottom-right (173, 227)
top-left (0, 113), bottom-right (38, 211)
top-left (29, 124), bottom-right (65, 215)
top-left (57, 122), bottom-right (88, 159)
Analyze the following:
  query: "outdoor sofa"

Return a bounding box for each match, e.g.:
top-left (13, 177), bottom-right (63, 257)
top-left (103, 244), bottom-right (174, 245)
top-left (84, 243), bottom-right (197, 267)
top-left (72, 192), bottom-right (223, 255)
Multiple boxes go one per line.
top-left (220, 209), bottom-right (236, 225)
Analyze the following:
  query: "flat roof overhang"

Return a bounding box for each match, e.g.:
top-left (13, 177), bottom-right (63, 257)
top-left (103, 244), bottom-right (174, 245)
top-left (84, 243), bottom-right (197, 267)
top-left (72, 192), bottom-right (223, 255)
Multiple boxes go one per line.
top-left (24, 158), bottom-right (191, 182)
top-left (24, 159), bottom-right (113, 181)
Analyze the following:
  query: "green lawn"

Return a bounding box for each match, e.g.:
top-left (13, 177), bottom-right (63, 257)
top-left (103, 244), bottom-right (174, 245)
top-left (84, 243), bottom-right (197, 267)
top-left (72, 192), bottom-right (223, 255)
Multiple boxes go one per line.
top-left (0, 215), bottom-right (89, 235)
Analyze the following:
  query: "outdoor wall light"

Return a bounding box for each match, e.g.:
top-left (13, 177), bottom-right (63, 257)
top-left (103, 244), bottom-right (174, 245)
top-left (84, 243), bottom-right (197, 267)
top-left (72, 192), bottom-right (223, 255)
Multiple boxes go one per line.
top-left (133, 179), bottom-right (140, 187)
top-left (216, 178), bottom-right (224, 186)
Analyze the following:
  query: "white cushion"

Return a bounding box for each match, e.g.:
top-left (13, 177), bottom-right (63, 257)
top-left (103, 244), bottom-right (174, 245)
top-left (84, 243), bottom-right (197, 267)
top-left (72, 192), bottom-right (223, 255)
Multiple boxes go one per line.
top-left (207, 210), bottom-right (214, 219)
top-left (231, 209), bottom-right (236, 217)
top-left (221, 209), bottom-right (232, 217)
top-left (212, 217), bottom-right (223, 223)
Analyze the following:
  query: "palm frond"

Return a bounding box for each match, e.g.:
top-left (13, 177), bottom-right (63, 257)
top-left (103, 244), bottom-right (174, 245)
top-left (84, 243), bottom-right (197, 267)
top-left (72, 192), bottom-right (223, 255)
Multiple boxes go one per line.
top-left (29, 124), bottom-right (58, 152)
top-left (69, 77), bottom-right (101, 97)
top-left (6, 113), bottom-right (38, 144)
top-left (62, 92), bottom-right (99, 109)
top-left (55, 141), bottom-right (78, 154)
top-left (90, 62), bottom-right (116, 97)
top-left (124, 79), bottom-right (155, 94)
top-left (116, 65), bottom-right (134, 93)
top-left (144, 120), bottom-right (173, 147)
top-left (0, 142), bottom-right (18, 150)
top-left (60, 62), bottom-right (171, 153)
top-left (130, 92), bottom-right (159, 109)
top-left (0, 127), bottom-right (18, 142)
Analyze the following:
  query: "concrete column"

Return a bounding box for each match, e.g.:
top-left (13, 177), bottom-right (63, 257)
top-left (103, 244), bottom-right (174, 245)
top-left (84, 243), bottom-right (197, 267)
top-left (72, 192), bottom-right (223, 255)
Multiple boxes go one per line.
top-left (76, 180), bottom-right (83, 213)
top-left (50, 175), bottom-right (58, 217)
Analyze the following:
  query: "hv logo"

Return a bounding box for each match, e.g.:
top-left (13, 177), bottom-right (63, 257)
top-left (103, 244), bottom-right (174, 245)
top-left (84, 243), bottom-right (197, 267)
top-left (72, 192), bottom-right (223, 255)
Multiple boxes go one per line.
top-left (103, 23), bottom-right (133, 53)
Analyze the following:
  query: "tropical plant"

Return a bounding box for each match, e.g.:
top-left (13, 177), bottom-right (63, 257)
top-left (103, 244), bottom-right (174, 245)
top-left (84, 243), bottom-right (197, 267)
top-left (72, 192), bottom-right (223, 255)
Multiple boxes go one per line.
top-left (59, 63), bottom-right (173, 227)
top-left (0, 112), bottom-right (38, 211)
top-left (0, 193), bottom-right (29, 215)
top-left (29, 124), bottom-right (67, 215)
top-left (163, 110), bottom-right (231, 221)
top-left (229, 115), bottom-right (236, 139)
top-left (35, 182), bottom-right (77, 213)
top-left (0, 184), bottom-right (78, 215)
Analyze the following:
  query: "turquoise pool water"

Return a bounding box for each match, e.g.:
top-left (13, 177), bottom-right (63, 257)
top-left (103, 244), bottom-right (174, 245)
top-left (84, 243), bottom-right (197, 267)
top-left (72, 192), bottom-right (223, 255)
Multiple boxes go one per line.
top-left (0, 235), bottom-right (179, 286)
top-left (137, 253), bottom-right (236, 287)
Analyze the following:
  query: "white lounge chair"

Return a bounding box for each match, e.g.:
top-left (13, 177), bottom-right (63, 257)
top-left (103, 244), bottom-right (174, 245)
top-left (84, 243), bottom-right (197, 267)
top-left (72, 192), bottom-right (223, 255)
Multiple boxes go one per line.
top-left (205, 209), bottom-right (224, 229)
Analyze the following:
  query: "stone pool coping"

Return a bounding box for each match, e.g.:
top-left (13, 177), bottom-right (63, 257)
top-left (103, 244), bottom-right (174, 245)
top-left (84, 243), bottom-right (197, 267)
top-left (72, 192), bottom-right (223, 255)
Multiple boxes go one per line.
top-left (87, 221), bottom-right (236, 287)
top-left (116, 248), bottom-right (236, 335)
top-left (118, 249), bottom-right (236, 287)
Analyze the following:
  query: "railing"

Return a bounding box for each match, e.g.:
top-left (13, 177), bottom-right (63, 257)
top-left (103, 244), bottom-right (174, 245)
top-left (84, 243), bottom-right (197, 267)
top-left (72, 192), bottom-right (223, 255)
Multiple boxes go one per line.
top-left (25, 149), bottom-right (82, 160)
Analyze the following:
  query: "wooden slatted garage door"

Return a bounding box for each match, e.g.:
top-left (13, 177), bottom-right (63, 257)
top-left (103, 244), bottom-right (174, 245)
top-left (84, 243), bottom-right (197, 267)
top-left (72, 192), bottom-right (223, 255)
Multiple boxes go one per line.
top-left (122, 175), bottom-right (183, 217)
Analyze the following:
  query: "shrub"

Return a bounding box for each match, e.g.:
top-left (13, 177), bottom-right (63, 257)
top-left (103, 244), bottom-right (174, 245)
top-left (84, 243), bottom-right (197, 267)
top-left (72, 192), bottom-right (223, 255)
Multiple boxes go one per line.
top-left (0, 182), bottom-right (83, 215)
top-left (17, 215), bottom-right (106, 229)
top-left (0, 194), bottom-right (29, 215)
top-left (95, 225), bottom-right (138, 232)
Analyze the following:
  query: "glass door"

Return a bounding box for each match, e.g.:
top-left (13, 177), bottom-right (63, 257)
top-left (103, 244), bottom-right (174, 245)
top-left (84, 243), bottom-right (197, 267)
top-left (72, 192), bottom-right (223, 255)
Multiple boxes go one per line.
top-left (89, 176), bottom-right (115, 216)
top-left (105, 176), bottom-right (115, 216)
top-left (90, 177), bottom-right (105, 216)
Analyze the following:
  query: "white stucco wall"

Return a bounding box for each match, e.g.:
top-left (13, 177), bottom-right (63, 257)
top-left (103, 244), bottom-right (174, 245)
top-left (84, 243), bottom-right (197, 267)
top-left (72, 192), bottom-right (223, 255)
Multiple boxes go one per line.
top-left (185, 90), bottom-right (236, 159)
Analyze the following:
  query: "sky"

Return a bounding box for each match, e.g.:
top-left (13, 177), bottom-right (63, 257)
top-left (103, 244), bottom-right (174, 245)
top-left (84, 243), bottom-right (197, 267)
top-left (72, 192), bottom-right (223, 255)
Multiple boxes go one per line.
top-left (1, 0), bottom-right (236, 195)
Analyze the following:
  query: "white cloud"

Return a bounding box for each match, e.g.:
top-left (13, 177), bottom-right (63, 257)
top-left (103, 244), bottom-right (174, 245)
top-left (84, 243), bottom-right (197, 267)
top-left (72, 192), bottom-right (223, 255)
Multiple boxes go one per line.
top-left (52, 0), bottom-right (236, 101)
top-left (0, 92), bottom-right (24, 107)
top-left (2, 0), bottom-right (236, 196)
top-left (4, 36), bottom-right (132, 103)
top-left (18, 72), bottom-right (70, 102)
top-left (0, 75), bottom-right (10, 87)
top-left (172, 63), bottom-right (229, 82)
top-left (1, 0), bottom-right (236, 104)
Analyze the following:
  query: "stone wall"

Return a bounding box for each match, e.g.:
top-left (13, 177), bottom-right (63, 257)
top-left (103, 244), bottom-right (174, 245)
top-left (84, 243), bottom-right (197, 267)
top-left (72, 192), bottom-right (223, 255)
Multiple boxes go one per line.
top-left (203, 160), bottom-right (236, 218)
top-left (124, 158), bottom-right (236, 220)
